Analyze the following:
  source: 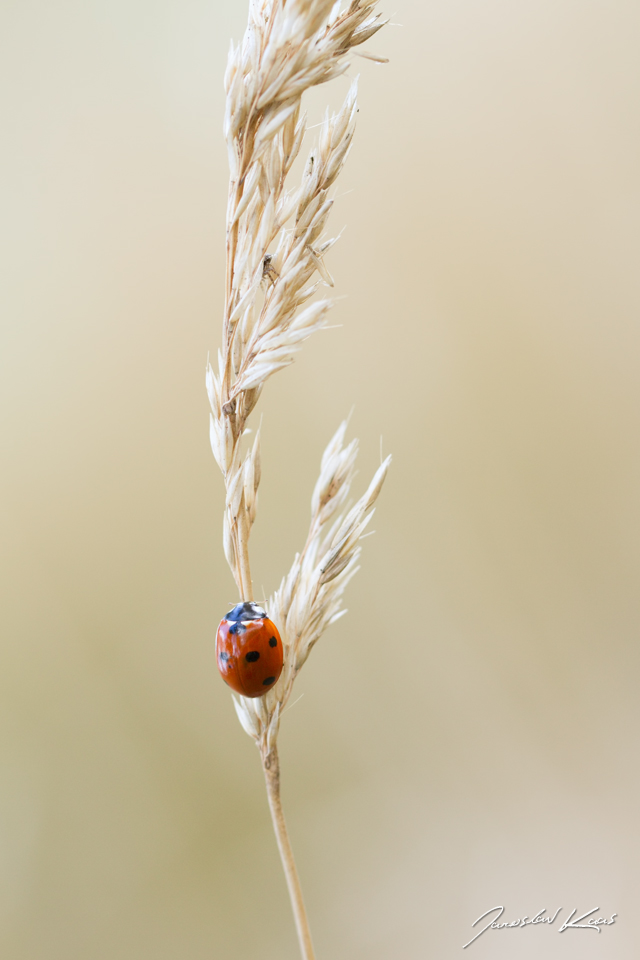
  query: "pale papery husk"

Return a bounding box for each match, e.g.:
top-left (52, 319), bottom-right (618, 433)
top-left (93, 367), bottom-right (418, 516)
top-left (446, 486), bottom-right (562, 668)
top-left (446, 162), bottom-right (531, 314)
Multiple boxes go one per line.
top-left (209, 0), bottom-right (390, 758)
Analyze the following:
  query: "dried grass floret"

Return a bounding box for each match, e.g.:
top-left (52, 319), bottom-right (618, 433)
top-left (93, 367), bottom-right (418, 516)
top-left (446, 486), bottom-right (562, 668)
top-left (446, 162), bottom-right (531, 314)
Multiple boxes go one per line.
top-left (209, 4), bottom-right (389, 958)
top-left (233, 422), bottom-right (391, 758)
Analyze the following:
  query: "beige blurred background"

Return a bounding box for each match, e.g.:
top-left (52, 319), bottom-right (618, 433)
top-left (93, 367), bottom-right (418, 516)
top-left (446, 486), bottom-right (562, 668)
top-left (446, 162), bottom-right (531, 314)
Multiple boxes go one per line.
top-left (1, 1), bottom-right (639, 957)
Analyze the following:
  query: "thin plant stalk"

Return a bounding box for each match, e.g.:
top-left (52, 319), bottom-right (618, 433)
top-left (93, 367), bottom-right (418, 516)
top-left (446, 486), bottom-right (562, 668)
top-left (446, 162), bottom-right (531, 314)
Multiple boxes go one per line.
top-left (262, 746), bottom-right (316, 960)
top-left (208, 3), bottom-right (390, 956)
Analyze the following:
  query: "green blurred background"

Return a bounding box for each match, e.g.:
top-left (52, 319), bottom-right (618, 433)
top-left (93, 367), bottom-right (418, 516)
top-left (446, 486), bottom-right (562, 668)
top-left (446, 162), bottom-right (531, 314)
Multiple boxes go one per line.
top-left (1, 1), bottom-right (639, 957)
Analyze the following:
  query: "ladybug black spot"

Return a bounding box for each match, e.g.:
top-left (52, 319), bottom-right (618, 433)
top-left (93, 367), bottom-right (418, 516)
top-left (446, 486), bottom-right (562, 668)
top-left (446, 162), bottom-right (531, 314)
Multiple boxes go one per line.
top-left (229, 621), bottom-right (246, 635)
top-left (245, 651), bottom-right (260, 663)
top-left (269, 636), bottom-right (277, 647)
top-left (263, 676), bottom-right (276, 686)
top-left (219, 651), bottom-right (230, 661)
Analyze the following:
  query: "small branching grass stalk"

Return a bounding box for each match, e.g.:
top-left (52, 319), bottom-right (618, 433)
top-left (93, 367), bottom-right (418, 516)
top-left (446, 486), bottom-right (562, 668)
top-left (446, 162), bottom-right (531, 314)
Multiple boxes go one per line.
top-left (207, 3), bottom-right (389, 957)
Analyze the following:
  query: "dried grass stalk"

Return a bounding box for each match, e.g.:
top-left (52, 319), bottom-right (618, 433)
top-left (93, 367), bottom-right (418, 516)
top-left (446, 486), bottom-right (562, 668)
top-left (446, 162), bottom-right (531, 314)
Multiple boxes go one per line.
top-left (208, 3), bottom-right (389, 957)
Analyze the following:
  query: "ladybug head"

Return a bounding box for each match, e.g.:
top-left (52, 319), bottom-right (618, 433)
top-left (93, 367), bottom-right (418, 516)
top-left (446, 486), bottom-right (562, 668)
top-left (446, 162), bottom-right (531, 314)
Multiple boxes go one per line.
top-left (224, 601), bottom-right (267, 622)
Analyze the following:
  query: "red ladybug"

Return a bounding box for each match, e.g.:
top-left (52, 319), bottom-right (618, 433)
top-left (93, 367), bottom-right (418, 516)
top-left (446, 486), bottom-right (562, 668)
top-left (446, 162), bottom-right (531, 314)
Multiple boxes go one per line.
top-left (216, 601), bottom-right (283, 698)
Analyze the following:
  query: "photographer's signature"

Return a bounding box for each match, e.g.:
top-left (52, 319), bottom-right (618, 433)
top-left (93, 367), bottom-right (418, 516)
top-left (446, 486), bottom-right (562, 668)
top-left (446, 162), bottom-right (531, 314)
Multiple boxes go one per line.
top-left (463, 905), bottom-right (617, 948)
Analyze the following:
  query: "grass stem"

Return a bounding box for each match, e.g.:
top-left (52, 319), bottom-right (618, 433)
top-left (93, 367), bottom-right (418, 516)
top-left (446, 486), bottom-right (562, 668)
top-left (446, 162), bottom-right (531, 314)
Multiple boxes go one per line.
top-left (262, 746), bottom-right (316, 960)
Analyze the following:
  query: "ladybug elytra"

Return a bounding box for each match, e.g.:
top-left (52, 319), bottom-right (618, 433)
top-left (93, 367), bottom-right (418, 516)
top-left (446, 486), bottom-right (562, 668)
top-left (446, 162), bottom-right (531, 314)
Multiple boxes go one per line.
top-left (216, 601), bottom-right (283, 698)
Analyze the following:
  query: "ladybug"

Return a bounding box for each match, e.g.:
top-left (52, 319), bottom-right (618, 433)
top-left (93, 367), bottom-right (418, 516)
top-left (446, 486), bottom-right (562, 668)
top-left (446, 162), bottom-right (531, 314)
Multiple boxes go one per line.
top-left (216, 601), bottom-right (283, 698)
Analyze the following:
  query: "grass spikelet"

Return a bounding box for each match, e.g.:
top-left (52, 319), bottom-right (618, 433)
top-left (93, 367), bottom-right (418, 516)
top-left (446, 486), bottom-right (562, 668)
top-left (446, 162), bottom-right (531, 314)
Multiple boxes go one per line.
top-left (209, 3), bottom-right (389, 957)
